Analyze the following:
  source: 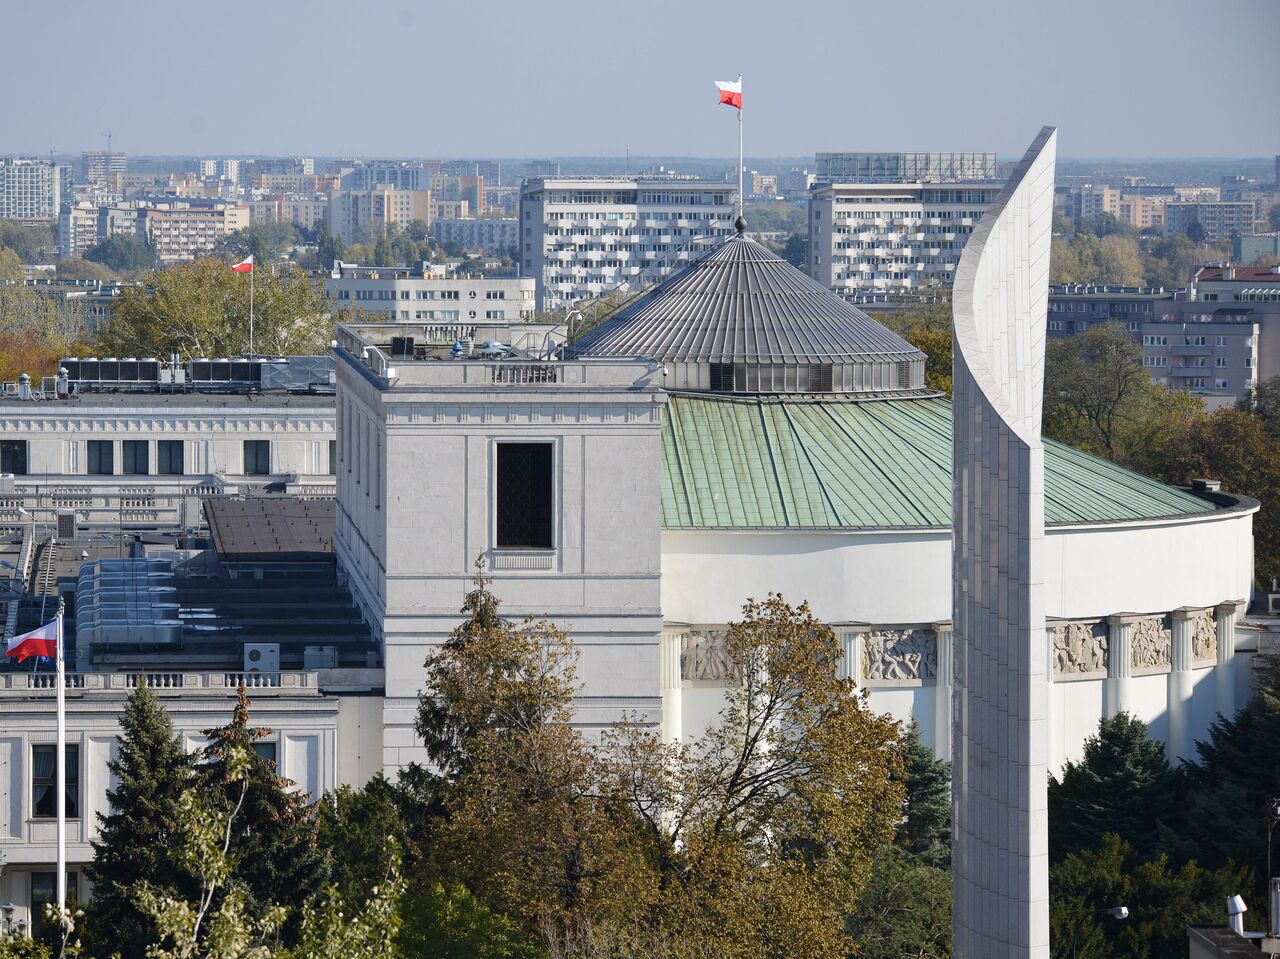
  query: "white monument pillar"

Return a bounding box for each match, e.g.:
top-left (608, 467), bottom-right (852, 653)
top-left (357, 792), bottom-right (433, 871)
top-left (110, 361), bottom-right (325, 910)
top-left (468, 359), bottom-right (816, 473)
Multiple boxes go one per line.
top-left (1168, 608), bottom-right (1196, 762)
top-left (660, 630), bottom-right (683, 743)
top-left (951, 126), bottom-right (1057, 959)
top-left (1105, 614), bottom-right (1136, 718)
top-left (1214, 600), bottom-right (1246, 720)
top-left (839, 626), bottom-right (865, 689)
top-left (932, 622), bottom-right (953, 762)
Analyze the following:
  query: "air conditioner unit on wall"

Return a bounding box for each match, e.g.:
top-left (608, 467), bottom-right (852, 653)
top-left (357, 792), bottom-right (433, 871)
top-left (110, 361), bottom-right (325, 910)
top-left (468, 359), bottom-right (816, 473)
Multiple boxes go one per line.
top-left (1268, 594), bottom-right (1280, 616)
top-left (244, 643), bottom-right (280, 673)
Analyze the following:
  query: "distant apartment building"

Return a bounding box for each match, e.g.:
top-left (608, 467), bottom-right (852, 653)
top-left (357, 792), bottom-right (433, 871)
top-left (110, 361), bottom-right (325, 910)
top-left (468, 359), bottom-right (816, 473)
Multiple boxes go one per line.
top-left (97, 205), bottom-right (139, 244)
top-left (518, 176), bottom-right (737, 310)
top-left (777, 169), bottom-right (815, 198)
top-left (442, 160), bottom-right (501, 184)
top-left (248, 195), bottom-right (328, 231)
top-left (340, 162), bottom-right (433, 192)
top-left (1237, 233), bottom-right (1280, 264)
top-left (1117, 194), bottom-right (1165, 231)
top-left (324, 261), bottom-right (535, 323)
top-left (58, 203), bottom-right (100, 258)
top-left (137, 202), bottom-right (250, 263)
top-left (429, 199), bottom-right (469, 221)
top-left (809, 181), bottom-right (1003, 296)
top-left (748, 172), bottom-right (778, 197)
top-left (432, 218), bottom-right (518, 251)
top-left (0, 157), bottom-right (65, 221)
top-left (80, 151), bottom-right (127, 189)
top-left (326, 188), bottom-right (432, 244)
top-left (429, 174), bottom-right (484, 215)
top-left (815, 151), bottom-right (998, 183)
top-left (194, 159), bottom-right (240, 183)
top-left (1164, 202), bottom-right (1255, 243)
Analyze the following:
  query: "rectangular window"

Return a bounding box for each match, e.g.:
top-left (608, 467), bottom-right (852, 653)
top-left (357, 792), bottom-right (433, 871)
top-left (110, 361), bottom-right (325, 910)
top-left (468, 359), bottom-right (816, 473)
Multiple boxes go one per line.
top-left (157, 441), bottom-right (184, 475)
top-left (31, 871), bottom-right (78, 942)
top-left (1, 439), bottom-right (28, 475)
top-left (809, 364), bottom-right (834, 392)
top-left (243, 440), bottom-right (270, 476)
top-left (253, 741), bottom-right (277, 767)
top-left (122, 440), bottom-right (148, 475)
top-left (32, 744), bottom-right (78, 819)
top-left (708, 363), bottom-right (736, 392)
top-left (495, 442), bottom-right (554, 550)
top-left (327, 440), bottom-right (337, 476)
top-left (87, 440), bottom-right (113, 475)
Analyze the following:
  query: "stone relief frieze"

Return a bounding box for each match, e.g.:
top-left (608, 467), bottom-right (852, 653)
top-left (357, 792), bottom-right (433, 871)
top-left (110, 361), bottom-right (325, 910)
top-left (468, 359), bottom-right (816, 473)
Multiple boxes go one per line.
top-left (1051, 621), bottom-right (1108, 677)
top-left (680, 629), bottom-right (737, 684)
top-left (1131, 615), bottom-right (1172, 671)
top-left (862, 629), bottom-right (936, 685)
top-left (1193, 611), bottom-right (1217, 663)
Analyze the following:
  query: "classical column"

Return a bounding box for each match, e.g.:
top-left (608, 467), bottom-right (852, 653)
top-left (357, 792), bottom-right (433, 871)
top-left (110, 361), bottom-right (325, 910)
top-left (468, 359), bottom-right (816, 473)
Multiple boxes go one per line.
top-left (951, 127), bottom-right (1057, 959)
top-left (932, 622), bottom-right (953, 762)
top-left (660, 629), bottom-right (683, 744)
top-left (1168, 608), bottom-right (1196, 763)
top-left (839, 627), bottom-right (866, 691)
top-left (1105, 614), bottom-right (1136, 718)
top-left (1214, 600), bottom-right (1247, 720)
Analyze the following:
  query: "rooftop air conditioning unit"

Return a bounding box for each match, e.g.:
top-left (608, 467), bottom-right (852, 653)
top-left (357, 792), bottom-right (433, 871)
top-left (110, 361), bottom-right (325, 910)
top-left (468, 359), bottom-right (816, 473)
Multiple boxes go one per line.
top-left (244, 643), bottom-right (280, 673)
top-left (1268, 593), bottom-right (1280, 616)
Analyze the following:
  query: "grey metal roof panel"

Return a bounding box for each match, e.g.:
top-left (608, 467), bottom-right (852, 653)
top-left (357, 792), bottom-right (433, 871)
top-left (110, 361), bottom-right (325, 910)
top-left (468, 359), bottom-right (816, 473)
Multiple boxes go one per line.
top-left (569, 234), bottom-right (926, 365)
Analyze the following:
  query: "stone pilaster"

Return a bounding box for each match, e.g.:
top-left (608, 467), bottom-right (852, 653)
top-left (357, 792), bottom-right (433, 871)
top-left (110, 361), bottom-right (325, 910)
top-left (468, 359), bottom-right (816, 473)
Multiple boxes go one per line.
top-left (839, 626), bottom-right (867, 690)
top-left (932, 622), bottom-right (953, 762)
top-left (1168, 608), bottom-right (1198, 762)
top-left (1105, 614), bottom-right (1137, 718)
top-left (660, 630), bottom-right (682, 744)
top-left (1214, 600), bottom-right (1247, 721)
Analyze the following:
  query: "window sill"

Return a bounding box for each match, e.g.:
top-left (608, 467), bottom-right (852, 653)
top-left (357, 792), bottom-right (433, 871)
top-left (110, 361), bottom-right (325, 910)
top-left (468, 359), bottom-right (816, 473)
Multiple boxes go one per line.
top-left (490, 549), bottom-right (555, 571)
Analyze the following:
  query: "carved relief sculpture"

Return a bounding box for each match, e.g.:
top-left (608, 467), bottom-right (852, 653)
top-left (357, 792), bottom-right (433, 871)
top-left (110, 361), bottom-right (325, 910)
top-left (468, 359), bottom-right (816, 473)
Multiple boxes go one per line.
top-left (679, 629), bottom-right (737, 683)
top-left (862, 628), bottom-right (937, 684)
top-left (1131, 615), bottom-right (1172, 671)
top-left (1050, 621), bottom-right (1108, 677)
top-left (1192, 611), bottom-right (1217, 663)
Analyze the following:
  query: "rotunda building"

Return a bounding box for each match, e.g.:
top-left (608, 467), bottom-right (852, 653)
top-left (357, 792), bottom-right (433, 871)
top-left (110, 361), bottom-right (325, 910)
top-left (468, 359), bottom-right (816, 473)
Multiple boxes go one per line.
top-left (571, 222), bottom-right (1257, 769)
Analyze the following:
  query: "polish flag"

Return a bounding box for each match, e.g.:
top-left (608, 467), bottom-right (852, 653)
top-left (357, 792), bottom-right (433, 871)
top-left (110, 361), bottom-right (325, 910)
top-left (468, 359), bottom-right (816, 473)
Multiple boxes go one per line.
top-left (230, 255), bottom-right (254, 274)
top-left (6, 619), bottom-right (58, 662)
top-left (714, 78), bottom-right (742, 110)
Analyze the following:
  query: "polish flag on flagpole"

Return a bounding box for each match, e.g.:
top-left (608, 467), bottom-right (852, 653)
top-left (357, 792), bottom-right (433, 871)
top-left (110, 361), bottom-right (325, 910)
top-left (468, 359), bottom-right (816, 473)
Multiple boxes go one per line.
top-left (230, 254), bottom-right (254, 273)
top-left (6, 618), bottom-right (59, 662)
top-left (714, 78), bottom-right (742, 110)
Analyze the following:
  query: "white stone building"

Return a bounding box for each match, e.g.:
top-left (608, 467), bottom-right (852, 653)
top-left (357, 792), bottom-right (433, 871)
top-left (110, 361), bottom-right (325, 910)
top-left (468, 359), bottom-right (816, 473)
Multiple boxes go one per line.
top-left (325, 262), bottom-right (536, 324)
top-left (517, 177), bottom-right (737, 311)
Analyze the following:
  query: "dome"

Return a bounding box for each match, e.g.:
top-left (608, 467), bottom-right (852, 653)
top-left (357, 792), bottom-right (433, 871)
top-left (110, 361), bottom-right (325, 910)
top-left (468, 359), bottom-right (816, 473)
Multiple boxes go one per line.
top-left (568, 229), bottom-right (928, 395)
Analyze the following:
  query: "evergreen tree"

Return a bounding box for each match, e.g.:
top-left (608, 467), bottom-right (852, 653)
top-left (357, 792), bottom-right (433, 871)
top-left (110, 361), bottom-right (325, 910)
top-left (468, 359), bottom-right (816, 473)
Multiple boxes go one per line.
top-left (1048, 712), bottom-right (1178, 863)
top-left (373, 231), bottom-right (394, 267)
top-left (315, 774), bottom-right (407, 908)
top-left (199, 686), bottom-right (328, 927)
top-left (895, 721), bottom-right (951, 866)
top-left (81, 681), bottom-right (197, 959)
top-left (1179, 657), bottom-right (1280, 889)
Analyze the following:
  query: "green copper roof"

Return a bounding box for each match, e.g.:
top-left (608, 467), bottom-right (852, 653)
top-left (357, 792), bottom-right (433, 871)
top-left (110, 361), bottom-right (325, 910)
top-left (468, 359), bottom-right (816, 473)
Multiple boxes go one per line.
top-left (661, 394), bottom-right (1217, 530)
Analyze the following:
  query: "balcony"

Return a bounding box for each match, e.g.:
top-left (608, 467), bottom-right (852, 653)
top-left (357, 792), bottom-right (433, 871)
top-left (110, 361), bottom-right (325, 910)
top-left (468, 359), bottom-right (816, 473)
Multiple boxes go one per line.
top-left (1171, 344), bottom-right (1212, 356)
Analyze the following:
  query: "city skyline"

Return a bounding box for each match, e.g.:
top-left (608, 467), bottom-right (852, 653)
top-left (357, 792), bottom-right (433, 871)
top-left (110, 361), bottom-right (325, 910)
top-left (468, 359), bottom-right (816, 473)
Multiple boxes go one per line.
top-left (3, 0), bottom-right (1276, 159)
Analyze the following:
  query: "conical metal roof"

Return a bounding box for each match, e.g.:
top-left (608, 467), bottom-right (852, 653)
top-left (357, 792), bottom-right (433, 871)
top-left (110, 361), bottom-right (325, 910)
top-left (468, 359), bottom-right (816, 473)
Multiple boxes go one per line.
top-left (569, 232), bottom-right (925, 366)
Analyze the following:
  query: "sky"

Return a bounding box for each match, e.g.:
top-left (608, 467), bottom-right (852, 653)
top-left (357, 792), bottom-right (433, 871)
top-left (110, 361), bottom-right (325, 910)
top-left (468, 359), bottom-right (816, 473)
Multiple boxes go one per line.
top-left (4, 0), bottom-right (1278, 160)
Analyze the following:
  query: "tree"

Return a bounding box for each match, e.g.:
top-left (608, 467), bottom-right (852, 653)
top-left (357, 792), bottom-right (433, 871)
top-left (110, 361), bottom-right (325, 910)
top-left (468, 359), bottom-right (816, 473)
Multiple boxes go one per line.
top-left (607, 595), bottom-right (906, 958)
top-left (1239, 375), bottom-right (1280, 436)
top-left (0, 220), bottom-right (54, 262)
top-left (372, 232), bottom-right (395, 268)
top-left (398, 883), bottom-right (541, 959)
top-left (86, 234), bottom-right (157, 274)
top-left (1050, 232), bottom-right (1142, 286)
top-left (213, 224), bottom-right (300, 266)
top-left (1050, 834), bottom-right (1250, 959)
top-left (199, 687), bottom-right (328, 930)
top-left (1178, 657), bottom-right (1280, 893)
top-left (846, 845), bottom-right (950, 959)
top-left (874, 302), bottom-right (953, 395)
top-left (314, 775), bottom-right (407, 910)
top-left (895, 722), bottom-right (951, 866)
top-left (0, 247), bottom-right (22, 281)
top-left (82, 682), bottom-right (199, 959)
top-left (99, 258), bottom-right (333, 359)
top-left (56, 257), bottom-right (118, 282)
top-left (0, 285), bottom-right (94, 381)
top-left (1185, 221), bottom-right (1207, 245)
top-left (1048, 713), bottom-right (1178, 864)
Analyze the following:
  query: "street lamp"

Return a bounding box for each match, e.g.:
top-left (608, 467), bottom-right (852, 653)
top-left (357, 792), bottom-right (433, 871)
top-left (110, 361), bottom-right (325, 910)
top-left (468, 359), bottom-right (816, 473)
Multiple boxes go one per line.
top-left (1072, 905), bottom-right (1129, 959)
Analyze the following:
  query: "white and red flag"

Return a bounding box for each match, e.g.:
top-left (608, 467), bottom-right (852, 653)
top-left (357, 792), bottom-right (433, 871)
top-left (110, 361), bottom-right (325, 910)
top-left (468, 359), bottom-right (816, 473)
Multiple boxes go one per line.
top-left (714, 77), bottom-right (742, 110)
top-left (6, 617), bottom-right (59, 662)
top-left (230, 254), bottom-right (254, 274)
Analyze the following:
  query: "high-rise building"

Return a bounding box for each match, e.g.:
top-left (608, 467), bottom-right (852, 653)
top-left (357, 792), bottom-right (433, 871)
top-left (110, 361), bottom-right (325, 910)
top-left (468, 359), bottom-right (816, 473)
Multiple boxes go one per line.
top-left (326, 188), bottom-right (432, 243)
top-left (340, 162), bottom-right (433, 192)
top-left (428, 174), bottom-right (485, 215)
top-left (518, 176), bottom-right (737, 310)
top-left (80, 152), bottom-right (127, 189)
top-left (58, 202), bottom-right (100, 258)
top-left (816, 151), bottom-right (998, 183)
top-left (442, 159), bottom-right (501, 184)
top-left (137, 202), bottom-right (250, 263)
top-left (0, 157), bottom-right (64, 221)
top-left (808, 180), bottom-right (1003, 296)
top-left (432, 218), bottom-right (518, 252)
top-left (1163, 201), bottom-right (1255, 244)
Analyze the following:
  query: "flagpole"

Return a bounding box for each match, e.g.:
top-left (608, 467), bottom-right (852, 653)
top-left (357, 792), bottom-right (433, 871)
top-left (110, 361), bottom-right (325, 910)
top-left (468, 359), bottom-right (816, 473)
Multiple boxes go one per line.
top-left (55, 600), bottom-right (66, 916)
top-left (249, 262), bottom-right (255, 358)
top-left (737, 74), bottom-right (744, 219)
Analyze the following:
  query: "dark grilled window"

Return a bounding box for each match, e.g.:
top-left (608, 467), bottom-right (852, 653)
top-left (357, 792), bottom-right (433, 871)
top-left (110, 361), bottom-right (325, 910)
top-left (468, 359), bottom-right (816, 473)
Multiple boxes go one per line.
top-left (809, 364), bottom-right (834, 392)
top-left (897, 361), bottom-right (911, 388)
top-left (496, 443), bottom-right (554, 549)
top-left (243, 440), bottom-right (270, 476)
top-left (1, 440), bottom-right (27, 475)
top-left (708, 363), bottom-right (735, 392)
top-left (87, 440), bottom-right (113, 475)
top-left (122, 440), bottom-right (148, 475)
top-left (157, 440), bottom-right (184, 475)
top-left (328, 440), bottom-right (337, 476)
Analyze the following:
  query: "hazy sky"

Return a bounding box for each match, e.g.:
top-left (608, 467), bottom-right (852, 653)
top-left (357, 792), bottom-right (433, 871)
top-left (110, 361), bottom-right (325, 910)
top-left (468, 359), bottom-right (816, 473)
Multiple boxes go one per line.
top-left (5, 0), bottom-right (1277, 159)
